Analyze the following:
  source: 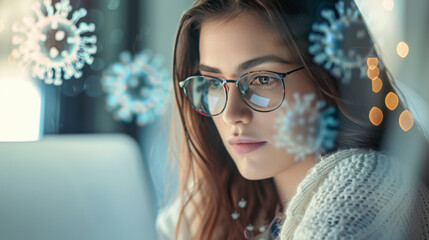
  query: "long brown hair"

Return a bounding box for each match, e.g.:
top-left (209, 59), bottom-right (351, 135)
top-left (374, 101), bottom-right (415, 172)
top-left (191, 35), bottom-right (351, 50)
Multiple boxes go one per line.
top-left (170, 0), bottom-right (397, 239)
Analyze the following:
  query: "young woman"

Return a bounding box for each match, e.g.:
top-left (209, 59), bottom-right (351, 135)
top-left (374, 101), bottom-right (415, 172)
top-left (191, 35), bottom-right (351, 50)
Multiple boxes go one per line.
top-left (157, 0), bottom-right (429, 239)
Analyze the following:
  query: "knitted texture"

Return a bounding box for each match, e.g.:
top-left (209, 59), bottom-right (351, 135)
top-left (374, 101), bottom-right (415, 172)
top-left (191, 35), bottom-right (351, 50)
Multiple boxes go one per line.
top-left (156, 149), bottom-right (429, 239)
top-left (280, 148), bottom-right (429, 240)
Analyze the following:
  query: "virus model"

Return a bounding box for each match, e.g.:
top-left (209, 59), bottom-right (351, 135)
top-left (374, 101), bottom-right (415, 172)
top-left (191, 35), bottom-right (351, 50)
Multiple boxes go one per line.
top-left (308, 0), bottom-right (374, 84)
top-left (273, 93), bottom-right (339, 161)
top-left (12, 0), bottom-right (97, 86)
top-left (102, 50), bottom-right (170, 126)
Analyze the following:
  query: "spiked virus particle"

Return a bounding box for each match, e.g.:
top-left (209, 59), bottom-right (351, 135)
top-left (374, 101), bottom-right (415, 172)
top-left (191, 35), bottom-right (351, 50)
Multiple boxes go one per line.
top-left (102, 50), bottom-right (170, 126)
top-left (11, 0), bottom-right (97, 86)
top-left (273, 93), bottom-right (339, 161)
top-left (308, 0), bottom-right (375, 84)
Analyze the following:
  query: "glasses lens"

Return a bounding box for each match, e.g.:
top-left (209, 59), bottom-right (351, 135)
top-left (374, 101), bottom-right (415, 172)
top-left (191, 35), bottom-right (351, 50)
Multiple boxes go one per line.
top-left (182, 76), bottom-right (226, 116)
top-left (238, 72), bottom-right (284, 111)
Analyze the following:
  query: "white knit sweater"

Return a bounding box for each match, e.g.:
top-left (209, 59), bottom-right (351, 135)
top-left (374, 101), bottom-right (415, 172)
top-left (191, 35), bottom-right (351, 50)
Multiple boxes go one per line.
top-left (156, 149), bottom-right (429, 239)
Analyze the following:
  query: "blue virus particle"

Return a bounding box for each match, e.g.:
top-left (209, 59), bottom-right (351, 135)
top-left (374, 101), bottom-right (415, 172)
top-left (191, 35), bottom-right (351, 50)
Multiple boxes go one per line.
top-left (273, 93), bottom-right (339, 162)
top-left (308, 0), bottom-right (375, 84)
top-left (102, 50), bottom-right (170, 126)
top-left (11, 0), bottom-right (97, 86)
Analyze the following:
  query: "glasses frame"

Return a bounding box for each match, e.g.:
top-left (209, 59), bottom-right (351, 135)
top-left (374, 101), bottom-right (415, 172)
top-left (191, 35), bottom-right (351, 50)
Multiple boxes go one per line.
top-left (179, 66), bottom-right (305, 117)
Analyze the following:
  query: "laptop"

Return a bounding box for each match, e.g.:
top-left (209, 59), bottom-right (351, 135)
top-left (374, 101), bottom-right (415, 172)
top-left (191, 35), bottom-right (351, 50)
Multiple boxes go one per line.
top-left (0, 134), bottom-right (158, 240)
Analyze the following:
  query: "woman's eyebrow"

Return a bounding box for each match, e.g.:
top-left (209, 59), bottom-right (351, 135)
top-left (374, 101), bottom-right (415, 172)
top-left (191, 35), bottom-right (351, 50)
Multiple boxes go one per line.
top-left (199, 55), bottom-right (292, 74)
top-left (198, 64), bottom-right (221, 74)
top-left (238, 55), bottom-right (292, 71)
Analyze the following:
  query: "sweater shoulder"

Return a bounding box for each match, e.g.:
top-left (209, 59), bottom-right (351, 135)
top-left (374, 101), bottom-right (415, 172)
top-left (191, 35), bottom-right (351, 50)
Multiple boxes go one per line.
top-left (287, 149), bottom-right (410, 240)
top-left (323, 148), bottom-right (393, 184)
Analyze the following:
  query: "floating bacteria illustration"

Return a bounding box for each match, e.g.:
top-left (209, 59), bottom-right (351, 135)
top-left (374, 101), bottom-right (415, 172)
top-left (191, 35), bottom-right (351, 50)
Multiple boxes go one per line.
top-left (308, 0), bottom-right (374, 84)
top-left (11, 0), bottom-right (97, 86)
top-left (102, 50), bottom-right (170, 126)
top-left (273, 93), bottom-right (339, 161)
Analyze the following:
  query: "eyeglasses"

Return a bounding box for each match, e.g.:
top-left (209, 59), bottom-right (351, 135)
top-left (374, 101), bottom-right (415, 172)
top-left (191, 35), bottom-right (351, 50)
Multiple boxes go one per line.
top-left (178, 66), bottom-right (304, 116)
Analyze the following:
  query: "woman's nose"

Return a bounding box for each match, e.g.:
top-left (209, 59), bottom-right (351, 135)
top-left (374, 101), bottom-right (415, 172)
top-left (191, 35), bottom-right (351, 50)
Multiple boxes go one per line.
top-left (221, 84), bottom-right (252, 125)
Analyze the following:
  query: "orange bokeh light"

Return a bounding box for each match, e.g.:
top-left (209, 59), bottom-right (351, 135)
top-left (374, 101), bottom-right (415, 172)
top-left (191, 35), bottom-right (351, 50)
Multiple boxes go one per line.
top-left (399, 110), bottom-right (414, 132)
top-left (369, 107), bottom-right (383, 126)
top-left (397, 42), bottom-right (410, 58)
top-left (385, 92), bottom-right (399, 111)
top-left (367, 58), bottom-right (378, 70)
top-left (372, 77), bottom-right (383, 93)
top-left (367, 67), bottom-right (379, 80)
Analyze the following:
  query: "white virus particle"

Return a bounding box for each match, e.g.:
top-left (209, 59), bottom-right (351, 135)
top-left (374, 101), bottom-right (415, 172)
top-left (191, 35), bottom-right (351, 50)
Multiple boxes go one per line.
top-left (308, 0), bottom-right (375, 84)
top-left (246, 224), bottom-right (254, 231)
top-left (273, 93), bottom-right (339, 162)
top-left (231, 211), bottom-right (240, 220)
top-left (238, 198), bottom-right (247, 208)
top-left (11, 0), bottom-right (97, 86)
top-left (102, 50), bottom-right (171, 126)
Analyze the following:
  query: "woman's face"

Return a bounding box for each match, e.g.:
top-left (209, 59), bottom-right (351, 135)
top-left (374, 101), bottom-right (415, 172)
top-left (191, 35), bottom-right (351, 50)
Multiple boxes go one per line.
top-left (198, 13), bottom-right (318, 180)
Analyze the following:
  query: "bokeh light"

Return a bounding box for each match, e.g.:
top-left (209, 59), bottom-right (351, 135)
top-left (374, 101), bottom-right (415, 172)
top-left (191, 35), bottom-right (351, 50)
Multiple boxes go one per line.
top-left (397, 42), bottom-right (410, 58)
top-left (84, 75), bottom-right (103, 98)
top-left (399, 110), bottom-right (414, 132)
top-left (372, 77), bottom-right (383, 93)
top-left (108, 0), bottom-right (121, 10)
top-left (110, 28), bottom-right (124, 45)
top-left (369, 107), bottom-right (383, 126)
top-left (367, 67), bottom-right (380, 80)
top-left (385, 92), bottom-right (399, 110)
top-left (383, 0), bottom-right (394, 11)
top-left (90, 57), bottom-right (105, 72)
top-left (367, 58), bottom-right (378, 70)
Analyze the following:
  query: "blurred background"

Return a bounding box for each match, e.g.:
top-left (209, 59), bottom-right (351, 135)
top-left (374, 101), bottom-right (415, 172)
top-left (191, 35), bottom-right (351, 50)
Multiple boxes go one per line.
top-left (0, 0), bottom-right (428, 237)
top-left (0, 0), bottom-right (197, 212)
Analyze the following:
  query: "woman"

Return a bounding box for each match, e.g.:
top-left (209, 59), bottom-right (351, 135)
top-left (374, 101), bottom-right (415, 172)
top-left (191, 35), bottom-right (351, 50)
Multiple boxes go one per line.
top-left (157, 0), bottom-right (429, 239)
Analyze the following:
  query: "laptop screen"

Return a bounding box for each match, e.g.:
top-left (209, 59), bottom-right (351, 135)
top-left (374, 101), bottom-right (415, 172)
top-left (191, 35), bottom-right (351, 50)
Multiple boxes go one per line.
top-left (0, 134), bottom-right (158, 240)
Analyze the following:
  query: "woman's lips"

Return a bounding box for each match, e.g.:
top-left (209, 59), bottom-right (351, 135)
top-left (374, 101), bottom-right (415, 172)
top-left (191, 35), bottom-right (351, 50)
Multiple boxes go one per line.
top-left (228, 138), bottom-right (267, 154)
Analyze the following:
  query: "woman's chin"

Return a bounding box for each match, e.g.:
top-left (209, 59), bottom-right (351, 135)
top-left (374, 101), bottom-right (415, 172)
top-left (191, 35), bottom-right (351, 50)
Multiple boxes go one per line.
top-left (239, 171), bottom-right (273, 180)
top-left (235, 158), bottom-right (275, 180)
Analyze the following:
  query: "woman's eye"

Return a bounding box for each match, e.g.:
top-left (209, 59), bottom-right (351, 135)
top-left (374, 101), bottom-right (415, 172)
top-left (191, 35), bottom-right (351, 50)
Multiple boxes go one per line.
top-left (207, 80), bottom-right (223, 92)
top-left (209, 81), bottom-right (221, 88)
top-left (251, 76), bottom-right (273, 85)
